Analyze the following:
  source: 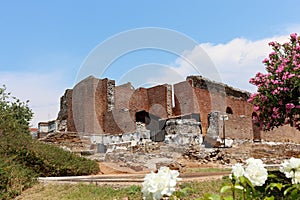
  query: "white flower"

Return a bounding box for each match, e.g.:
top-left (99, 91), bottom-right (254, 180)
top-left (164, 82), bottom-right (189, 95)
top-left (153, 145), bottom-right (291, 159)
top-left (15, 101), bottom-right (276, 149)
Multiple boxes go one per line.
top-left (280, 159), bottom-right (294, 178)
top-left (280, 157), bottom-right (300, 184)
top-left (244, 158), bottom-right (268, 186)
top-left (142, 166), bottom-right (181, 200)
top-left (230, 163), bottom-right (245, 180)
top-left (293, 170), bottom-right (300, 184)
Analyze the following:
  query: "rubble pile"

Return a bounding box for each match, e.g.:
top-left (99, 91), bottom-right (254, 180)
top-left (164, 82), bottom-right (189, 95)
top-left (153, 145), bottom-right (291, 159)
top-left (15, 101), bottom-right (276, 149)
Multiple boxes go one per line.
top-left (38, 132), bottom-right (89, 151)
top-left (182, 140), bottom-right (300, 166)
top-left (183, 145), bottom-right (234, 165)
top-left (164, 119), bottom-right (203, 146)
top-left (39, 130), bottom-right (300, 173)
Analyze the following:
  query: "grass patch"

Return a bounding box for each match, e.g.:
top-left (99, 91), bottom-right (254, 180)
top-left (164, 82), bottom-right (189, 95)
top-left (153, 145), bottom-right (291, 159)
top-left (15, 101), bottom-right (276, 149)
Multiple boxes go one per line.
top-left (16, 177), bottom-right (231, 200)
top-left (15, 184), bottom-right (143, 200)
top-left (185, 167), bottom-right (231, 173)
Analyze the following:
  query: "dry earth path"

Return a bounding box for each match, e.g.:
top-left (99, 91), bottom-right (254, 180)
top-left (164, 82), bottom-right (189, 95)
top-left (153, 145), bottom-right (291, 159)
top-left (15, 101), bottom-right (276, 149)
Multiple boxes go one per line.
top-left (38, 171), bottom-right (229, 186)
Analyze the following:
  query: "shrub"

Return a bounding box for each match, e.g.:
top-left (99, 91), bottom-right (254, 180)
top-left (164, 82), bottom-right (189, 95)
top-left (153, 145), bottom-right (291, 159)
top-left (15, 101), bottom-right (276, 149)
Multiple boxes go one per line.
top-left (0, 156), bottom-right (37, 200)
top-left (0, 85), bottom-right (99, 199)
top-left (249, 33), bottom-right (300, 131)
top-left (1, 133), bottom-right (99, 177)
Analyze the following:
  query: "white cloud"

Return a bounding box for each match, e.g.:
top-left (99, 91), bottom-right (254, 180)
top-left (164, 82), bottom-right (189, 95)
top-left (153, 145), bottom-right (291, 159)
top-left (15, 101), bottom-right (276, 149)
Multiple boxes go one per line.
top-left (0, 71), bottom-right (70, 127)
top-left (171, 34), bottom-right (293, 92)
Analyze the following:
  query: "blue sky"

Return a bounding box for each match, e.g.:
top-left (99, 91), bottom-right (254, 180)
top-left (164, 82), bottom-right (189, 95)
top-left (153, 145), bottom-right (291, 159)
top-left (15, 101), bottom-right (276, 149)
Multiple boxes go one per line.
top-left (1, 0), bottom-right (300, 126)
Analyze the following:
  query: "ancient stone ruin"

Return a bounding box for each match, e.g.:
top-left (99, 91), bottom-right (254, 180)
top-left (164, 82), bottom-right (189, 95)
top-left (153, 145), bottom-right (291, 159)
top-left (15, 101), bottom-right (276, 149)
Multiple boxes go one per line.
top-left (38, 75), bottom-right (300, 152)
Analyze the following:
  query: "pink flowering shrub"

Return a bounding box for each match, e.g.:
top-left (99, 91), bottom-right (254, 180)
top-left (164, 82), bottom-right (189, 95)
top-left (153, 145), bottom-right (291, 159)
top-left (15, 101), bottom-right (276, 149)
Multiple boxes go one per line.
top-left (249, 33), bottom-right (300, 131)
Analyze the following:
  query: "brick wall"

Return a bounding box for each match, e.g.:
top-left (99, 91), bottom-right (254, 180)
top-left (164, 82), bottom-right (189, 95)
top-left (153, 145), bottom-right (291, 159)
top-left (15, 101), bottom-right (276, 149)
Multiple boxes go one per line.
top-left (261, 126), bottom-right (300, 142)
top-left (71, 76), bottom-right (113, 134)
top-left (129, 88), bottom-right (149, 112)
top-left (173, 80), bottom-right (199, 116)
top-left (56, 76), bottom-right (299, 142)
top-left (103, 110), bottom-right (136, 134)
top-left (114, 83), bottom-right (134, 110)
top-left (222, 114), bottom-right (253, 140)
top-left (57, 89), bottom-right (76, 132)
top-left (147, 84), bottom-right (172, 118)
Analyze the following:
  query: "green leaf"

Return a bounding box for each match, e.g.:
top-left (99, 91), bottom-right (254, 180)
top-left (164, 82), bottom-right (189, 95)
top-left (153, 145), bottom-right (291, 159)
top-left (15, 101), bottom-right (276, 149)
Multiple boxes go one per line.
top-left (223, 196), bottom-right (233, 200)
top-left (265, 183), bottom-right (283, 191)
top-left (220, 185), bottom-right (232, 193)
top-left (204, 193), bottom-right (222, 200)
top-left (267, 174), bottom-right (278, 179)
top-left (264, 196), bottom-right (275, 200)
top-left (284, 185), bottom-right (297, 196)
top-left (234, 185), bottom-right (244, 191)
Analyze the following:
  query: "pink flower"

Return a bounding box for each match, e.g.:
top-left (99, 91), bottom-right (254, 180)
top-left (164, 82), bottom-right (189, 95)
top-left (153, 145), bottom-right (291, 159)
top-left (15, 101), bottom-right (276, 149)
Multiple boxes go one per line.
top-left (290, 33), bottom-right (297, 40)
top-left (272, 89), bottom-right (279, 95)
top-left (248, 93), bottom-right (258, 102)
top-left (254, 105), bottom-right (260, 111)
top-left (262, 58), bottom-right (269, 63)
top-left (288, 73), bottom-right (295, 78)
top-left (273, 107), bottom-right (279, 113)
top-left (261, 95), bottom-right (268, 102)
top-left (286, 103), bottom-right (295, 113)
top-left (276, 65), bottom-right (285, 73)
top-left (268, 41), bottom-right (275, 46)
top-left (269, 51), bottom-right (276, 57)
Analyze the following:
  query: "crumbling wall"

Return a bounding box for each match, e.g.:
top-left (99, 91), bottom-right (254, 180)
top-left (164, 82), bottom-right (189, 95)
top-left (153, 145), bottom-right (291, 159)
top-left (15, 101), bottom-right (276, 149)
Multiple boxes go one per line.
top-left (185, 76), bottom-right (252, 136)
top-left (71, 76), bottom-right (114, 134)
top-left (57, 89), bottom-right (76, 132)
top-left (104, 110), bottom-right (136, 134)
top-left (224, 114), bottom-right (253, 140)
top-left (114, 83), bottom-right (134, 110)
top-left (147, 84), bottom-right (172, 118)
top-left (164, 119), bottom-right (202, 145)
top-left (261, 125), bottom-right (300, 143)
top-left (173, 80), bottom-right (199, 116)
top-left (107, 79), bottom-right (115, 112)
top-left (129, 88), bottom-right (149, 112)
top-left (52, 75), bottom-right (299, 144)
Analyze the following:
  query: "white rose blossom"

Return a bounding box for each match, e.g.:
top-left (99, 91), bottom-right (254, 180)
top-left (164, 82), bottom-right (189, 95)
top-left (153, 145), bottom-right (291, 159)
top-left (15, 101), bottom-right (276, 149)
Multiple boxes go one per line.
top-left (142, 166), bottom-right (181, 200)
top-left (230, 163), bottom-right (245, 181)
top-left (280, 157), bottom-right (300, 184)
top-left (244, 158), bottom-right (268, 186)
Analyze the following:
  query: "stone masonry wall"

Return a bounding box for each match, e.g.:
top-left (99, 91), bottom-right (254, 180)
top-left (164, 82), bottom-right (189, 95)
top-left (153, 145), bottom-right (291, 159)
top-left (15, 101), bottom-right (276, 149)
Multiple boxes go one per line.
top-left (56, 75), bottom-right (299, 143)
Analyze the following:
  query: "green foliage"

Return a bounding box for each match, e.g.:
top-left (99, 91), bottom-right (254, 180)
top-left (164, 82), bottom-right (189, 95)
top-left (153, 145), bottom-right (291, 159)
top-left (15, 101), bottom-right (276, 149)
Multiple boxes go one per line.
top-left (0, 85), bottom-right (100, 199)
top-left (205, 170), bottom-right (300, 200)
top-left (249, 34), bottom-right (300, 130)
top-left (0, 131), bottom-right (100, 199)
top-left (0, 130), bottom-right (100, 176)
top-left (0, 85), bottom-right (33, 134)
top-left (0, 156), bottom-right (37, 200)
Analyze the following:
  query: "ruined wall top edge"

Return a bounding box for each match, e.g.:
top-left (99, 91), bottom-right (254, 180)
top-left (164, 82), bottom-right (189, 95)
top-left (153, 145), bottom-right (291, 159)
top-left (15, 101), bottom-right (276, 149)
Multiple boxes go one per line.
top-left (69, 75), bottom-right (251, 101)
top-left (186, 76), bottom-right (251, 101)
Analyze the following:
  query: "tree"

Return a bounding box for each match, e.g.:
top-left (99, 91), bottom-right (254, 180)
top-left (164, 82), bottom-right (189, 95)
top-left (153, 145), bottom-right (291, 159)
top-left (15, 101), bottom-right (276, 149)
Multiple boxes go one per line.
top-left (249, 33), bottom-right (300, 131)
top-left (0, 85), bottom-right (33, 134)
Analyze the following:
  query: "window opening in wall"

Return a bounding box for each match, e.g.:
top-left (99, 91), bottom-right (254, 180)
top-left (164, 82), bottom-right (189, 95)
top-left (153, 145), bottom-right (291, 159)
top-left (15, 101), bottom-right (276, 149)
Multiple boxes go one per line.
top-left (226, 107), bottom-right (233, 114)
top-left (135, 110), bottom-right (151, 125)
